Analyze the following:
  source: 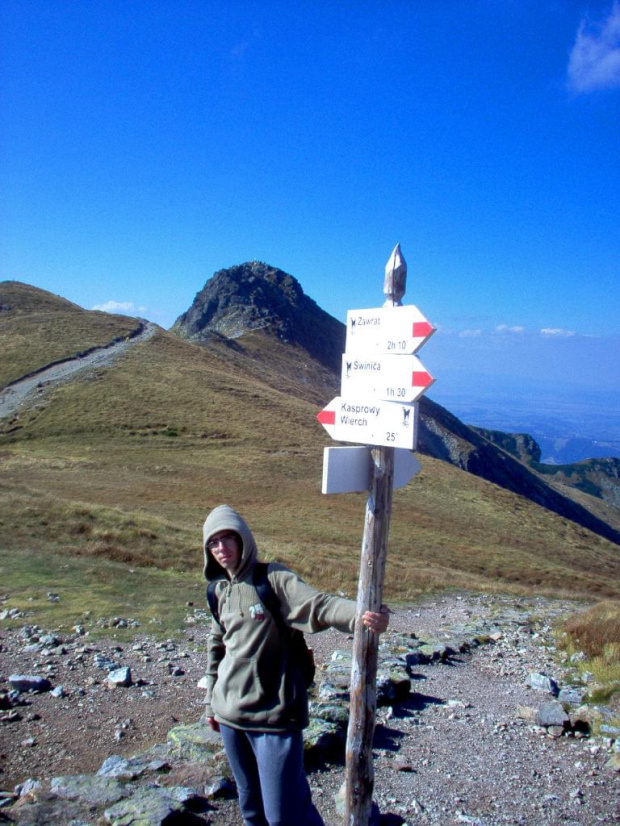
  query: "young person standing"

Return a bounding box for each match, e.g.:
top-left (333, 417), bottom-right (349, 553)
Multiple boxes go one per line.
top-left (203, 504), bottom-right (389, 826)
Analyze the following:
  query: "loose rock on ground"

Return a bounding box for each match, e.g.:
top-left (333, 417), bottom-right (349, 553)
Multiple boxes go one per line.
top-left (1, 593), bottom-right (618, 824)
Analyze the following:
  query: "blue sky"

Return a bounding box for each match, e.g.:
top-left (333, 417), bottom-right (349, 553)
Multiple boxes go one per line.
top-left (2, 1), bottom-right (619, 436)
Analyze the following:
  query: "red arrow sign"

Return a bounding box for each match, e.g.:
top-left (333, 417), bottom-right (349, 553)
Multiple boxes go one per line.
top-left (317, 408), bottom-right (336, 426)
top-left (317, 396), bottom-right (418, 449)
top-left (341, 354), bottom-right (435, 403)
top-left (412, 369), bottom-right (433, 388)
top-left (412, 320), bottom-right (434, 338)
top-left (346, 305), bottom-right (435, 355)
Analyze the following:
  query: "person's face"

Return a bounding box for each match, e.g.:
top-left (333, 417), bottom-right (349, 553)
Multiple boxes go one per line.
top-left (207, 530), bottom-right (242, 573)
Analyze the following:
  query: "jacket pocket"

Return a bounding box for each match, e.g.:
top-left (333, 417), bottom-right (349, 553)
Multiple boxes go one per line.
top-left (213, 655), bottom-right (263, 713)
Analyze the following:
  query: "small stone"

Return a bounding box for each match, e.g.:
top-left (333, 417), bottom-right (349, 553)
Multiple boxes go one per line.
top-left (205, 776), bottom-right (236, 799)
top-left (107, 667), bottom-right (132, 688)
top-left (527, 672), bottom-right (559, 696)
top-left (98, 756), bottom-right (134, 778)
top-left (8, 674), bottom-right (52, 693)
top-left (558, 686), bottom-right (585, 706)
top-left (605, 753), bottom-right (620, 771)
top-left (536, 701), bottom-right (569, 728)
top-left (15, 778), bottom-right (41, 797)
top-left (94, 654), bottom-right (117, 671)
top-left (516, 705), bottom-right (538, 724)
top-left (0, 608), bottom-right (20, 620)
top-left (104, 786), bottom-right (182, 822)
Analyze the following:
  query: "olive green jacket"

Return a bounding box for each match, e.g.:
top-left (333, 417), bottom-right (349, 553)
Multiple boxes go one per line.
top-left (203, 505), bottom-right (356, 731)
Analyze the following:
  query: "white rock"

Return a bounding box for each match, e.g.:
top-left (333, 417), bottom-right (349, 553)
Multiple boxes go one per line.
top-left (107, 667), bottom-right (132, 688)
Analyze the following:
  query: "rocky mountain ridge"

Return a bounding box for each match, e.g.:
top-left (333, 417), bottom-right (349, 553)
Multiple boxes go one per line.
top-left (171, 261), bottom-right (345, 373)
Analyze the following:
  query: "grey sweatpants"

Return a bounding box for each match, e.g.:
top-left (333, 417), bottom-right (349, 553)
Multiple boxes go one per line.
top-left (220, 724), bottom-right (325, 826)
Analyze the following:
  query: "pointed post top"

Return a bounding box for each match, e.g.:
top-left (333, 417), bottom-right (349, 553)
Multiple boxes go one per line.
top-left (383, 243), bottom-right (407, 306)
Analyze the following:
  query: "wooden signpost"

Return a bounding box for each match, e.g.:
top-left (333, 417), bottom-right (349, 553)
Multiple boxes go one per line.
top-left (316, 245), bottom-right (435, 825)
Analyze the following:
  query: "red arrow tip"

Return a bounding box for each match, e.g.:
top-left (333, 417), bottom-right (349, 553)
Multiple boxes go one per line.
top-left (317, 409), bottom-right (336, 425)
top-left (412, 321), bottom-right (435, 338)
top-left (412, 371), bottom-right (434, 388)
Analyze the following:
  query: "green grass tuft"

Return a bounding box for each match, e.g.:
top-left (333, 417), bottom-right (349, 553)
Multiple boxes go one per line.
top-left (557, 601), bottom-right (620, 708)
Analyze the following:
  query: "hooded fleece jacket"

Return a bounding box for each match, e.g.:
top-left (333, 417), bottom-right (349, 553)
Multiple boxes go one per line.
top-left (203, 505), bottom-right (357, 732)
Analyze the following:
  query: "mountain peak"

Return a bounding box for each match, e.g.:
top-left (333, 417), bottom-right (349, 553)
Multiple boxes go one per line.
top-left (171, 261), bottom-right (345, 371)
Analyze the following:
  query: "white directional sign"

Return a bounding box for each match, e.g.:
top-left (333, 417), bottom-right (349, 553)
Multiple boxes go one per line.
top-left (346, 305), bottom-right (436, 355)
top-left (321, 446), bottom-right (421, 494)
top-left (317, 397), bottom-right (418, 450)
top-left (340, 354), bottom-right (434, 403)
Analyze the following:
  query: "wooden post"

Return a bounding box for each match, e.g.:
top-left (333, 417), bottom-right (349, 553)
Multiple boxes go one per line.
top-left (344, 245), bottom-right (406, 826)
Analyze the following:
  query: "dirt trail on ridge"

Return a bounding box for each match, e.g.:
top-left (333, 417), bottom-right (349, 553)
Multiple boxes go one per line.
top-left (0, 321), bottom-right (158, 421)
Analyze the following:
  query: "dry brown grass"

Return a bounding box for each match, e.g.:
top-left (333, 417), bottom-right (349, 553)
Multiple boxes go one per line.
top-left (2, 427), bottom-right (619, 605)
top-left (560, 601), bottom-right (620, 659)
top-left (1, 286), bottom-right (620, 635)
top-left (0, 280), bottom-right (138, 387)
top-left (557, 601), bottom-right (620, 709)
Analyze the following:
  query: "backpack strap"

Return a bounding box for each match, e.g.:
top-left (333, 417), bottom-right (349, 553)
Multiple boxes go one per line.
top-left (252, 561), bottom-right (285, 631)
top-left (206, 579), bottom-right (226, 630)
top-left (254, 562), bottom-right (315, 687)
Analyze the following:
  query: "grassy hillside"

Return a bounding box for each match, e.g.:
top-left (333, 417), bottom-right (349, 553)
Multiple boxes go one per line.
top-left (1, 285), bottom-right (618, 635)
top-left (0, 281), bottom-right (139, 387)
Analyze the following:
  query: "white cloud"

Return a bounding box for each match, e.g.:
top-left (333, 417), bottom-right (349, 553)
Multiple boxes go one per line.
top-left (495, 325), bottom-right (525, 334)
top-left (458, 328), bottom-right (483, 337)
top-left (567, 2), bottom-right (620, 93)
top-left (92, 300), bottom-right (147, 316)
top-left (540, 327), bottom-right (576, 337)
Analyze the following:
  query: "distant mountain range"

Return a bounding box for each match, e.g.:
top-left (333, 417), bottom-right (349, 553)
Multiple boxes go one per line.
top-left (430, 392), bottom-right (620, 465)
top-left (539, 437), bottom-right (620, 466)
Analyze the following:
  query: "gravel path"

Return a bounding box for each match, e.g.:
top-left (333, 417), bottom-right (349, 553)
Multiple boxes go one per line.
top-left (1, 593), bottom-right (618, 824)
top-left (0, 321), bottom-right (157, 420)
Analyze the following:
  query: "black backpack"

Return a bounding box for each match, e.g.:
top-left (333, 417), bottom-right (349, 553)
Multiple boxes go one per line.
top-left (206, 561), bottom-right (316, 688)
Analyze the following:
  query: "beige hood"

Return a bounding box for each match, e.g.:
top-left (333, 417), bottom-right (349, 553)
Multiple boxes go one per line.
top-left (202, 504), bottom-right (258, 582)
